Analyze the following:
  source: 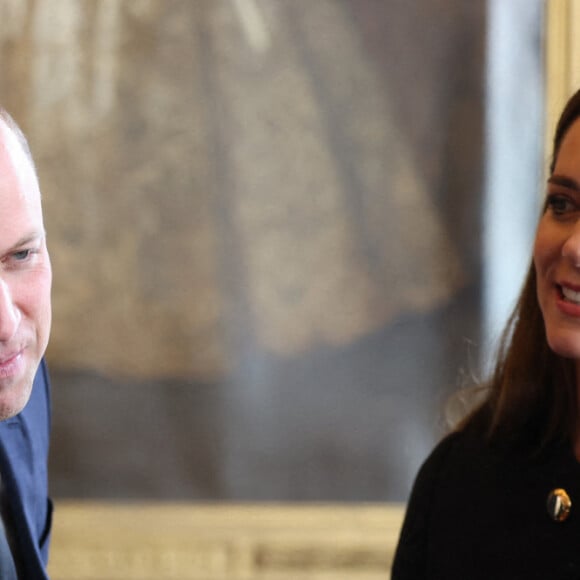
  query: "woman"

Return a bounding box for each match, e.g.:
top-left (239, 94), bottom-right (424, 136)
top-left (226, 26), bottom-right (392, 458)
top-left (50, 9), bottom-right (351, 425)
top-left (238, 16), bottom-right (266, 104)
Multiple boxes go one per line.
top-left (392, 87), bottom-right (580, 579)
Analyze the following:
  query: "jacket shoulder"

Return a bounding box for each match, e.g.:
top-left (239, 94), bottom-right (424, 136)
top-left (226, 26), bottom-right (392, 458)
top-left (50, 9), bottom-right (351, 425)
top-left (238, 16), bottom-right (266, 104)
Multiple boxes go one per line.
top-left (391, 430), bottom-right (465, 579)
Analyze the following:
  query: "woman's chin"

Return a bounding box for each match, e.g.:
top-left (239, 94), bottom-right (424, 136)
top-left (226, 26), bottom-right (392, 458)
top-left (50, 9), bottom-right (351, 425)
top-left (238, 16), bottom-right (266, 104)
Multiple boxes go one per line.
top-left (547, 333), bottom-right (580, 360)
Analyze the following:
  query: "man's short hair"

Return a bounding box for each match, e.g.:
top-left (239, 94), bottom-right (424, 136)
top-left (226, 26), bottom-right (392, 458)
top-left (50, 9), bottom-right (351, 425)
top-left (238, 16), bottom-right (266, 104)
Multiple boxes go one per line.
top-left (0, 107), bottom-right (35, 168)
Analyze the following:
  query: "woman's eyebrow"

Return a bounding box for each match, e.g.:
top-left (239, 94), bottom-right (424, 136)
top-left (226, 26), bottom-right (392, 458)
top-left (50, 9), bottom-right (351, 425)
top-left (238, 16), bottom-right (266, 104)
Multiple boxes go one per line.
top-left (547, 174), bottom-right (580, 191)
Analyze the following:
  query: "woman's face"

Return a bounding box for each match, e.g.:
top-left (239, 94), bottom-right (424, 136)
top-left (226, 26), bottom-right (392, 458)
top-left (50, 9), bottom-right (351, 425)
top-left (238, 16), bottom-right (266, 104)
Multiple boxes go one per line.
top-left (535, 117), bottom-right (580, 360)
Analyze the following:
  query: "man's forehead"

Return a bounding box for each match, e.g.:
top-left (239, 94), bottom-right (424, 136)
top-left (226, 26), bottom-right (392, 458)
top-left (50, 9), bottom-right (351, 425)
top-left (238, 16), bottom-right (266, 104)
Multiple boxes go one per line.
top-left (0, 195), bottom-right (45, 253)
top-left (0, 120), bottom-right (28, 166)
top-left (0, 120), bottom-right (40, 200)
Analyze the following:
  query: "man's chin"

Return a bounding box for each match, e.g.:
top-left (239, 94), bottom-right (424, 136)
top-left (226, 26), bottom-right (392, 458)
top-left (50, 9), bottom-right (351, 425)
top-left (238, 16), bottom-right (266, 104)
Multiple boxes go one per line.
top-left (0, 376), bottom-right (35, 421)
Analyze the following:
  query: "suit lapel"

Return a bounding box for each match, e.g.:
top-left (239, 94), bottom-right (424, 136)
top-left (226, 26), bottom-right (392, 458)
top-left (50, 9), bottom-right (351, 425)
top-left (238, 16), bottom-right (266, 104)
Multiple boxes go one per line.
top-left (0, 362), bottom-right (51, 580)
top-left (0, 415), bottom-right (47, 579)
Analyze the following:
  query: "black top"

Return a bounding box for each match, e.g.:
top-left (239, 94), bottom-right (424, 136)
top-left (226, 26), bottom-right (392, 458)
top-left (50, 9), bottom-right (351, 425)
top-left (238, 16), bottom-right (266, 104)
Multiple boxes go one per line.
top-left (392, 425), bottom-right (580, 579)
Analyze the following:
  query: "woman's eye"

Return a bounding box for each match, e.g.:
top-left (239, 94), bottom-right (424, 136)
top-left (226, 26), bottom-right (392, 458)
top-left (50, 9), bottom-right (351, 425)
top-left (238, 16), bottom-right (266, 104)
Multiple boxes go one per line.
top-left (547, 194), bottom-right (576, 215)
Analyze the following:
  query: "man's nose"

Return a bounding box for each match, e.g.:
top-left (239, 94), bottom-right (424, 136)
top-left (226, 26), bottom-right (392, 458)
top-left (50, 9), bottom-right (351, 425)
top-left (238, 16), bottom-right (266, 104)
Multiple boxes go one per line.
top-left (0, 279), bottom-right (20, 342)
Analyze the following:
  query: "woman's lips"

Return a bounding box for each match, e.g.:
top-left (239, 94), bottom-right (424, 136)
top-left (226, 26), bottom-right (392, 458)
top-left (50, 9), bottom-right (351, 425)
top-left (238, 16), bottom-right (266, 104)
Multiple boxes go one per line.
top-left (557, 284), bottom-right (580, 316)
top-left (561, 284), bottom-right (580, 304)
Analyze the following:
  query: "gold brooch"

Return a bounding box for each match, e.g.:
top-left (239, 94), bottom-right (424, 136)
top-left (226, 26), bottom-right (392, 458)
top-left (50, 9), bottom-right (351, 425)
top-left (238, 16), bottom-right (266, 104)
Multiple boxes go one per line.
top-left (547, 488), bottom-right (572, 522)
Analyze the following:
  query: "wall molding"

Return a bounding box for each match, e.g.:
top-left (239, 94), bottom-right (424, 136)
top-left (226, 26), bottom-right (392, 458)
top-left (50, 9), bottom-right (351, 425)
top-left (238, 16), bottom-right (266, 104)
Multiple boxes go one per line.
top-left (545, 0), bottom-right (580, 149)
top-left (48, 502), bottom-right (405, 579)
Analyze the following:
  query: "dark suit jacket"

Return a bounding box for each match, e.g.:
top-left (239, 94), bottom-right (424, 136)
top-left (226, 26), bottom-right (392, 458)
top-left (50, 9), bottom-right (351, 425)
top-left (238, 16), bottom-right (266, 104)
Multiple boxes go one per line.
top-left (0, 360), bottom-right (52, 579)
top-left (392, 425), bottom-right (580, 579)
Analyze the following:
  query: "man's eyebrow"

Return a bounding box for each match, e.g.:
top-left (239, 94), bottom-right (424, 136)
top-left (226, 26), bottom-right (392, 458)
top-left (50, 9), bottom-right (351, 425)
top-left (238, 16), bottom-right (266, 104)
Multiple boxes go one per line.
top-left (547, 174), bottom-right (580, 191)
top-left (9, 232), bottom-right (45, 250)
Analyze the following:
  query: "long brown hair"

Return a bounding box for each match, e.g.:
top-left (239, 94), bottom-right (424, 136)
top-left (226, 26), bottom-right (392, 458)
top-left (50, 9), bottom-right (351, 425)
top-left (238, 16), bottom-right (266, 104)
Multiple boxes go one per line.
top-left (462, 89), bottom-right (580, 447)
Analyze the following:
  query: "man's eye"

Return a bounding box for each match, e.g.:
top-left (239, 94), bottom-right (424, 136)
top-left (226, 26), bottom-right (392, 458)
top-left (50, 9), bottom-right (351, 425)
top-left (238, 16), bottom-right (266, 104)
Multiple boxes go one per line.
top-left (11, 249), bottom-right (32, 261)
top-left (547, 194), bottom-right (576, 215)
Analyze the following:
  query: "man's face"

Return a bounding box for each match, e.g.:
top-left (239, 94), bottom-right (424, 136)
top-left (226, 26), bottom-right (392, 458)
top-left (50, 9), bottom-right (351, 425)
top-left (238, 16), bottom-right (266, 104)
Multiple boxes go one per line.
top-left (0, 120), bottom-right (51, 420)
